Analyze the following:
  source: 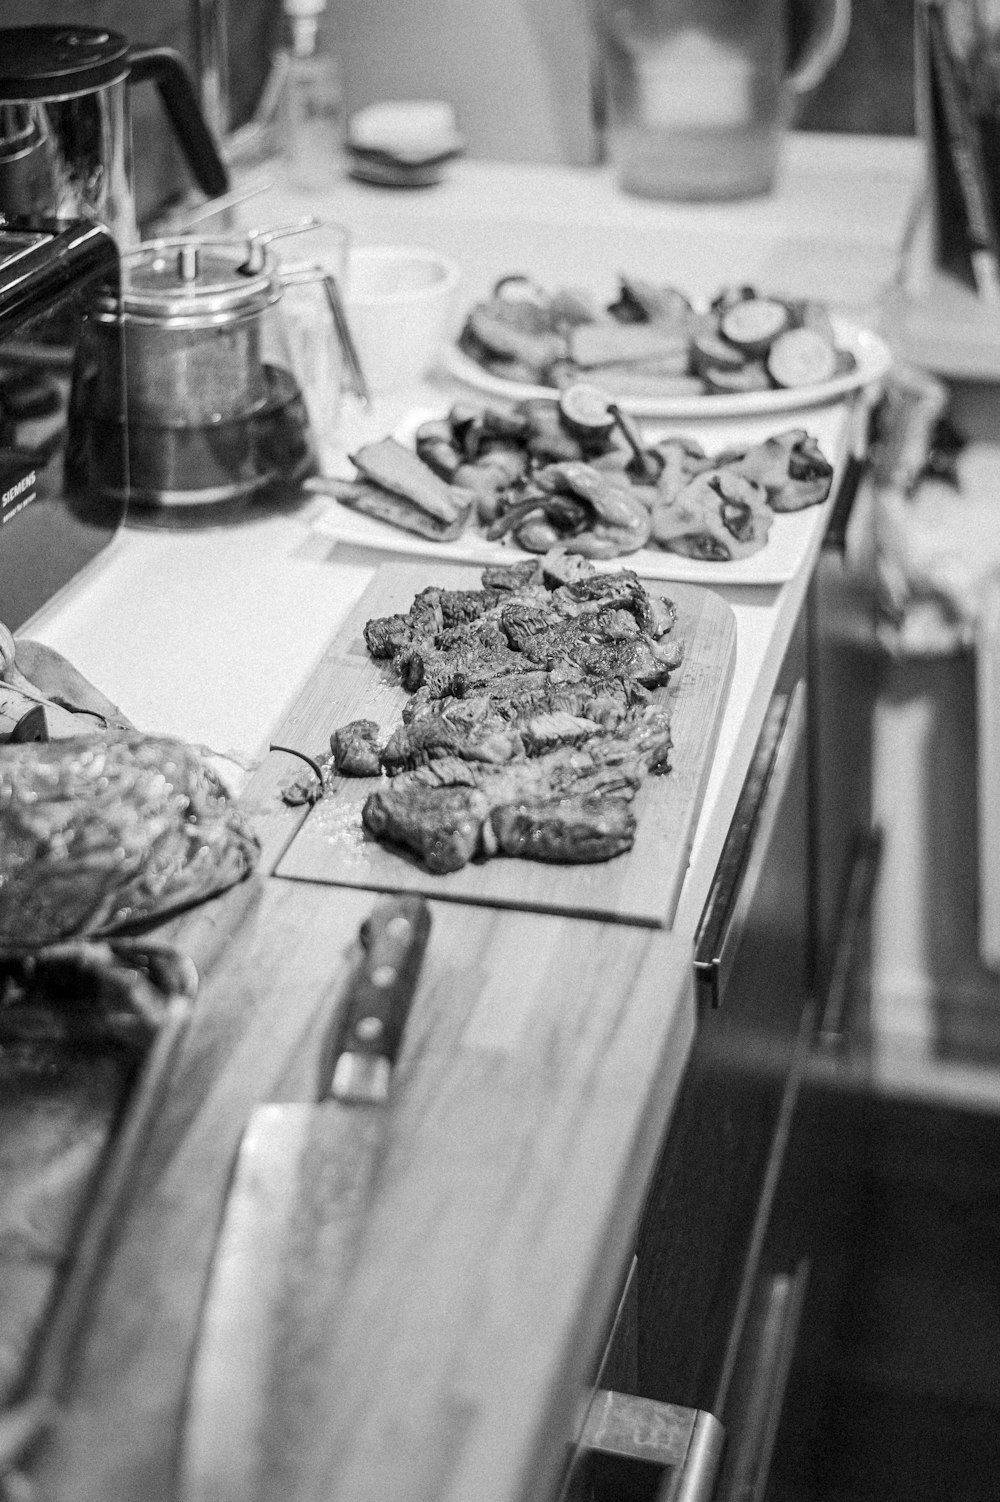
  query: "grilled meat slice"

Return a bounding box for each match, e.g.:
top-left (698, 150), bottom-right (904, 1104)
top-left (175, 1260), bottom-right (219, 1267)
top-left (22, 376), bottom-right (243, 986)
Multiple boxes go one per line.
top-left (364, 611), bottom-right (415, 662)
top-left (397, 628), bottom-right (532, 697)
top-left (381, 714), bottom-right (523, 772)
top-left (499, 601), bottom-right (681, 686)
top-left (360, 706), bottom-right (671, 871)
top-left (517, 710), bottom-right (600, 755)
top-left (480, 559), bottom-right (548, 592)
top-left (384, 569), bottom-right (681, 697)
top-left (363, 590), bottom-right (444, 660)
top-left (380, 702), bottom-right (600, 772)
top-left (364, 581), bottom-right (547, 672)
top-left (482, 676), bottom-right (649, 729)
top-left (550, 570), bottom-right (677, 638)
top-left (352, 562), bottom-right (680, 871)
top-left (485, 796), bottom-right (636, 863)
top-left (403, 677), bottom-right (644, 732)
top-left (362, 776), bottom-right (491, 874)
top-left (330, 720), bottom-right (383, 776)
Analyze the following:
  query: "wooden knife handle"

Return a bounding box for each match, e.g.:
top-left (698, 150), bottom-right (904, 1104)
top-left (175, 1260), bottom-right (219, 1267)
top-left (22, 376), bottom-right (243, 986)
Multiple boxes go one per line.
top-left (317, 895), bottom-right (431, 1098)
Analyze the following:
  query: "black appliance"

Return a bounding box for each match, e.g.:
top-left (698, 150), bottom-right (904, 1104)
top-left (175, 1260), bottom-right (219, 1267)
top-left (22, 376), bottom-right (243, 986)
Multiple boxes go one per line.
top-left (0, 218), bottom-right (127, 630)
top-left (0, 25), bottom-right (229, 247)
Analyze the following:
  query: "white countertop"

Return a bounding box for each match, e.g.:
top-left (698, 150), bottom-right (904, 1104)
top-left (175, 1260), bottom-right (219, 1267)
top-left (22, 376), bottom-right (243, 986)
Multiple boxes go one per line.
top-left (26, 132), bottom-right (924, 940)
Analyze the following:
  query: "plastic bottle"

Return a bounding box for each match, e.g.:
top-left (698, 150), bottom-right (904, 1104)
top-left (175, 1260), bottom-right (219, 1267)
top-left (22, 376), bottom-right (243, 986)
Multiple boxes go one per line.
top-left (280, 0), bottom-right (344, 188)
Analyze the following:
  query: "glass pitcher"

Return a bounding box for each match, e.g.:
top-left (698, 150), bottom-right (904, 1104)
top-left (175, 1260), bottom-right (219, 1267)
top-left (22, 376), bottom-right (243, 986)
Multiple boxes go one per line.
top-left (588, 0), bottom-right (852, 199)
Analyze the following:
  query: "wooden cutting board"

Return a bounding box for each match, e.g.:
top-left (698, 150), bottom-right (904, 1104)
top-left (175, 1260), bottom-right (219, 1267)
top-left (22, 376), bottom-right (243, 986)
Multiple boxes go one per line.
top-left (275, 561), bottom-right (735, 927)
top-left (34, 883), bottom-right (694, 1502)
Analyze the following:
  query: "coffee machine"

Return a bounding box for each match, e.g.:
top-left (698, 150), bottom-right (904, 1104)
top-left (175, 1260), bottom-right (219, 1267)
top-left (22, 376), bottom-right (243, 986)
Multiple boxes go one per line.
top-left (0, 25), bottom-right (229, 246)
top-left (0, 219), bottom-right (127, 630)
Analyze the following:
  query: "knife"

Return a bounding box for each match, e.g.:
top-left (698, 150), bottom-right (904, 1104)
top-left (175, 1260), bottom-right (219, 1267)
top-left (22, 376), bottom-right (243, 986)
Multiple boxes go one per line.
top-left (179, 893), bottom-right (431, 1502)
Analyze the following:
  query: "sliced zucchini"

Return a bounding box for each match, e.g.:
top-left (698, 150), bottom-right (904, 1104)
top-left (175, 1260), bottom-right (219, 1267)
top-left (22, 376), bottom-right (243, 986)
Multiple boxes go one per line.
top-left (493, 274), bottom-right (548, 305)
top-left (766, 327), bottom-right (838, 388)
top-left (558, 382), bottom-right (616, 440)
top-left (702, 361), bottom-right (772, 395)
top-left (718, 297), bottom-right (790, 356)
top-left (690, 329), bottom-right (749, 378)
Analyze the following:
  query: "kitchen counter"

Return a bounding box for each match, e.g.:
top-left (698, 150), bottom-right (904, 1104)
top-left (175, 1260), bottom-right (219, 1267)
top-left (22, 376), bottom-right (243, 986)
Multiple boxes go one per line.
top-left (17, 133), bottom-right (925, 1502)
top-left (27, 131), bottom-right (924, 941)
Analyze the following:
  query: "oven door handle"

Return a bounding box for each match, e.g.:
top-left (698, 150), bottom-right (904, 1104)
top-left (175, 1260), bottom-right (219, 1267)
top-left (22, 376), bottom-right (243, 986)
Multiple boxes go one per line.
top-left (695, 679), bottom-right (807, 1011)
top-left (823, 451), bottom-right (867, 554)
top-left (817, 826), bottom-right (883, 1048)
top-left (574, 1388), bottom-right (725, 1502)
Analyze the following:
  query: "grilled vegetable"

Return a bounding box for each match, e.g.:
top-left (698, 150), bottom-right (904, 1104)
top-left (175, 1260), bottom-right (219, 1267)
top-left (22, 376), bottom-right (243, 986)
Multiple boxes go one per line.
top-left (766, 327), bottom-right (838, 389)
top-left (558, 382), bottom-right (616, 441)
top-left (651, 470), bottom-right (773, 561)
top-left (569, 320), bottom-right (689, 371)
top-left (719, 297), bottom-right (790, 356)
top-left (351, 438), bottom-right (473, 528)
top-left (702, 361), bottom-right (772, 395)
top-left (690, 330), bottom-right (748, 378)
top-left (328, 478), bottom-right (471, 541)
top-left (456, 276), bottom-right (853, 399)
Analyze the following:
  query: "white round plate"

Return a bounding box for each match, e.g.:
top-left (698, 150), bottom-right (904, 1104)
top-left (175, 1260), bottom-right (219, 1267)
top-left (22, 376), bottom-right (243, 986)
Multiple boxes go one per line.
top-left (442, 314), bottom-right (892, 420)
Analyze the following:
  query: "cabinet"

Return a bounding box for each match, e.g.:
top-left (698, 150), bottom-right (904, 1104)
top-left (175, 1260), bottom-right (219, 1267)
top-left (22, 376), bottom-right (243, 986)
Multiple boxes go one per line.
top-left (636, 636), bottom-right (810, 1420)
top-left (764, 1085), bottom-right (1000, 1502)
top-left (567, 483), bottom-right (883, 1500)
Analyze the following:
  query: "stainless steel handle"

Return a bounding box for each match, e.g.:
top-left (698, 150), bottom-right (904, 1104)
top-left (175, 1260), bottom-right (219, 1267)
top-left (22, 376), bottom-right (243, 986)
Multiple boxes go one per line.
top-left (976, 577), bottom-right (1000, 970)
top-left (695, 680), bottom-right (807, 1010)
top-left (822, 389), bottom-right (875, 555)
top-left (577, 1389), bottom-right (725, 1502)
top-left (661, 1412), bottom-right (727, 1502)
top-left (817, 826), bottom-right (882, 1048)
top-left (822, 451), bottom-right (866, 555)
top-left (713, 1262), bottom-right (810, 1502)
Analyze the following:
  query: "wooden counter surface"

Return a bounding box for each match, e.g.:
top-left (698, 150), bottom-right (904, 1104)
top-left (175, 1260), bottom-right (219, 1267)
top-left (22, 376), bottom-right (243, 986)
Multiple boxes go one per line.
top-left (35, 877), bottom-right (694, 1502)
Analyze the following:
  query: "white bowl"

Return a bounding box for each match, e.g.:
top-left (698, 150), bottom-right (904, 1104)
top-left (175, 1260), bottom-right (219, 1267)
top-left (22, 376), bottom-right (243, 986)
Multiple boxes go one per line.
top-left (343, 245), bottom-right (462, 394)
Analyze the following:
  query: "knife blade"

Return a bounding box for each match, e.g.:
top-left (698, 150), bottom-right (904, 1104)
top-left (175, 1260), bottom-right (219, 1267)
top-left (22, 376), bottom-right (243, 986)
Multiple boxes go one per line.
top-left (179, 893), bottom-right (431, 1502)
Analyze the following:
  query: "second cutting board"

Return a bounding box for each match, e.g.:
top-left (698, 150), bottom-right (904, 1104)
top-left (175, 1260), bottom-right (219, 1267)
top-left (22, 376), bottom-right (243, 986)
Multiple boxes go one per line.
top-left (275, 560), bottom-right (735, 927)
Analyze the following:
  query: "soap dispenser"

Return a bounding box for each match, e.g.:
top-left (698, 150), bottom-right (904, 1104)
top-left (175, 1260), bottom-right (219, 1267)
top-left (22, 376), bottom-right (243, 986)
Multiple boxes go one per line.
top-left (280, 0), bottom-right (344, 188)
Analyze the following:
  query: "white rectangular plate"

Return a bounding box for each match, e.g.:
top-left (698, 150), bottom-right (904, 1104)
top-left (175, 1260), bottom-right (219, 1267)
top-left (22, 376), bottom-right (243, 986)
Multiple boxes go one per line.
top-left (309, 398), bottom-right (856, 586)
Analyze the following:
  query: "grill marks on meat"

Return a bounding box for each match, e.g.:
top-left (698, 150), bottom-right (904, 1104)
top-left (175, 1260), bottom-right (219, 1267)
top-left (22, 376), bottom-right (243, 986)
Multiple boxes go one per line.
top-left (486, 798), bottom-right (635, 864)
top-left (361, 705), bottom-right (671, 872)
top-left (330, 720), bottom-right (382, 776)
top-left (339, 562), bottom-right (682, 871)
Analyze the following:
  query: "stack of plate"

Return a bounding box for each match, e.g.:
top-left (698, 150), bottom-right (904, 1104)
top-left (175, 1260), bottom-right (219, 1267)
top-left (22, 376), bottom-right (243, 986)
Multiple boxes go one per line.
top-left (345, 100), bottom-right (464, 188)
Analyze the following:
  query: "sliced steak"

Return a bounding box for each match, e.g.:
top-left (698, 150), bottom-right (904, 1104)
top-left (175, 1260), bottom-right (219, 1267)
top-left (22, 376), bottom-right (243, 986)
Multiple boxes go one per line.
top-left (485, 797), bottom-right (636, 863)
top-left (330, 720), bottom-right (383, 776)
top-left (346, 560), bottom-right (681, 871)
top-left (362, 777), bottom-right (491, 874)
top-left (380, 714), bottom-right (523, 773)
top-left (360, 706), bottom-right (671, 871)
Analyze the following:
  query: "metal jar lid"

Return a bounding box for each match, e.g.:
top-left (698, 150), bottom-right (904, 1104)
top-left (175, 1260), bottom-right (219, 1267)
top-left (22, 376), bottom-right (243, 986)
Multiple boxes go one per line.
top-left (93, 236), bottom-right (283, 329)
top-left (0, 26), bottom-right (131, 99)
